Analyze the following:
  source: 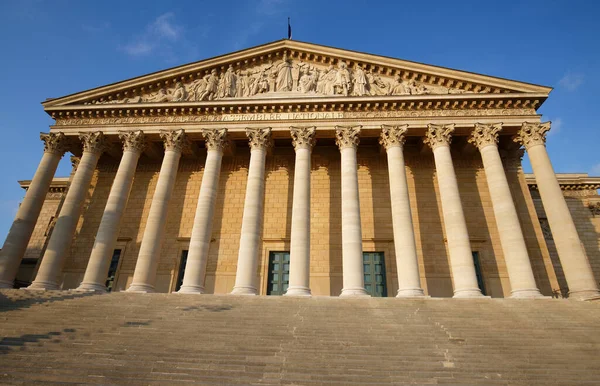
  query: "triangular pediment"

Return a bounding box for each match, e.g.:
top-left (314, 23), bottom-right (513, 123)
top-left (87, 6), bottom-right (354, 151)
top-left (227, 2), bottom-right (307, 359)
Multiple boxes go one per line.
top-left (43, 40), bottom-right (551, 109)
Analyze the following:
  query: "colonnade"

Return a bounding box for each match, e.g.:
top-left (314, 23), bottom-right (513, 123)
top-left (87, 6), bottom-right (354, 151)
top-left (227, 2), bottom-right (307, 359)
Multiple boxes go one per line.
top-left (0, 122), bottom-right (598, 300)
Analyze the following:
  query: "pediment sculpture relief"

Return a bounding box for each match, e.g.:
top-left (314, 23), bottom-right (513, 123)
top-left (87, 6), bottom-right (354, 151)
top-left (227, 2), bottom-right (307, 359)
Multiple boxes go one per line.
top-left (86, 54), bottom-right (480, 105)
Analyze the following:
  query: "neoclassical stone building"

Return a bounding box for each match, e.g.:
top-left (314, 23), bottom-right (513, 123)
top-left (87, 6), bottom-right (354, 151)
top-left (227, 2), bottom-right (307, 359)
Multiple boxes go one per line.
top-left (1, 40), bottom-right (599, 299)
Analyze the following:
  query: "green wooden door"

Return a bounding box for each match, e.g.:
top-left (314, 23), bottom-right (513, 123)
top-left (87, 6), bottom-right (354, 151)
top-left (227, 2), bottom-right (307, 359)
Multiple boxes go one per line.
top-left (472, 251), bottom-right (487, 295)
top-left (363, 252), bottom-right (387, 297)
top-left (175, 250), bottom-right (189, 292)
top-left (105, 249), bottom-right (122, 292)
top-left (267, 251), bottom-right (290, 295)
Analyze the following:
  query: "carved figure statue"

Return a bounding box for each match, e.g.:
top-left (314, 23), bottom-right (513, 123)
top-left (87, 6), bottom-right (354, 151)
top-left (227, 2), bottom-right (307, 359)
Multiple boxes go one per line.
top-left (198, 69), bottom-right (219, 101)
top-left (223, 65), bottom-right (236, 97)
top-left (145, 87), bottom-right (170, 103)
top-left (333, 61), bottom-right (351, 96)
top-left (275, 53), bottom-right (293, 92)
top-left (317, 65), bottom-right (337, 95)
top-left (171, 82), bottom-right (187, 102)
top-left (217, 73), bottom-right (227, 98)
top-left (366, 71), bottom-right (389, 96)
top-left (408, 80), bottom-right (429, 95)
top-left (388, 75), bottom-right (410, 95)
top-left (235, 70), bottom-right (245, 97)
top-left (298, 68), bottom-right (316, 93)
top-left (258, 71), bottom-right (270, 93)
top-left (352, 65), bottom-right (367, 96)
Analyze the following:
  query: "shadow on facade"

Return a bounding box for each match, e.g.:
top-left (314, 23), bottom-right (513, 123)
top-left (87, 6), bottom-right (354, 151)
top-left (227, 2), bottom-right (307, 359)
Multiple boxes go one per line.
top-left (412, 166), bottom-right (452, 297)
top-left (459, 164), bottom-right (504, 297)
top-left (205, 156), bottom-right (238, 293)
top-left (509, 176), bottom-right (558, 296)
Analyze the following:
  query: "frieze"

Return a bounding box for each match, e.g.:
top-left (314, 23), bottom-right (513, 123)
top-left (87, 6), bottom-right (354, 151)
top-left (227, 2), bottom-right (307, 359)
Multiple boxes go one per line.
top-left (53, 108), bottom-right (537, 127)
top-left (83, 53), bottom-right (490, 106)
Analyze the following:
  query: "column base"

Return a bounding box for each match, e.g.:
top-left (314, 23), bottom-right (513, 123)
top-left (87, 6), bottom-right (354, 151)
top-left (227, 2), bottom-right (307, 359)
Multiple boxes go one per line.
top-left (0, 279), bottom-right (14, 289)
top-left (230, 286), bottom-right (257, 295)
top-left (453, 288), bottom-right (488, 298)
top-left (74, 282), bottom-right (108, 293)
top-left (568, 289), bottom-right (600, 301)
top-left (340, 287), bottom-right (370, 298)
top-left (177, 285), bottom-right (205, 294)
top-left (284, 286), bottom-right (311, 297)
top-left (396, 288), bottom-right (428, 298)
top-left (126, 283), bottom-right (155, 293)
top-left (509, 288), bottom-right (549, 299)
top-left (25, 281), bottom-right (60, 291)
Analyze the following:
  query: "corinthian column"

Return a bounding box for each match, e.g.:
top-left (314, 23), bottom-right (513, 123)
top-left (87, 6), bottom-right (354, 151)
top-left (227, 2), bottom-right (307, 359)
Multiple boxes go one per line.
top-left (285, 126), bottom-right (316, 297)
top-left (0, 133), bottom-right (68, 288)
top-left (127, 129), bottom-right (186, 293)
top-left (231, 128), bottom-right (272, 295)
top-left (77, 131), bottom-right (145, 292)
top-left (178, 129), bottom-right (228, 294)
top-left (336, 126), bottom-right (369, 297)
top-left (470, 123), bottom-right (543, 298)
top-left (380, 125), bottom-right (425, 297)
top-left (424, 124), bottom-right (483, 298)
top-left (514, 122), bottom-right (600, 300)
top-left (28, 132), bottom-right (108, 290)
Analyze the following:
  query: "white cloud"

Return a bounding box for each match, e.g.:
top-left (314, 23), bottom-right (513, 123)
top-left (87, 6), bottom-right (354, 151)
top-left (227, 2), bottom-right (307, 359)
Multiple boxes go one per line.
top-left (120, 12), bottom-right (183, 57)
top-left (151, 13), bottom-right (182, 40)
top-left (590, 163), bottom-right (600, 176)
top-left (559, 72), bottom-right (584, 91)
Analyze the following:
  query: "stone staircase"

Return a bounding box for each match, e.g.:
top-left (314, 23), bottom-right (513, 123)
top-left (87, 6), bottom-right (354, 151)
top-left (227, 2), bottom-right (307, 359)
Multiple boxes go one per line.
top-left (0, 290), bottom-right (599, 385)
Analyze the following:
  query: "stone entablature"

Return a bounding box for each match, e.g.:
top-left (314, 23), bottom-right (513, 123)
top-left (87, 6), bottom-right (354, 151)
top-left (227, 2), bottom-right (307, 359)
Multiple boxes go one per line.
top-left (42, 40), bottom-right (548, 129)
top-left (525, 173), bottom-right (600, 192)
top-left (19, 177), bottom-right (69, 199)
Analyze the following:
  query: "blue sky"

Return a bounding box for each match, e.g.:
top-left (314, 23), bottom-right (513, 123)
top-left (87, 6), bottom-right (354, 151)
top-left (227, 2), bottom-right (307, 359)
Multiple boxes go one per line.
top-left (0, 0), bottom-right (599, 243)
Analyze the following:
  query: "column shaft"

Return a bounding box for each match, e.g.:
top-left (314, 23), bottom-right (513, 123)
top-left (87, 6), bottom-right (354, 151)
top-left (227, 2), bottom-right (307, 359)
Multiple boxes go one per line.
top-left (178, 149), bottom-right (224, 294)
top-left (286, 146), bottom-right (312, 296)
top-left (0, 149), bottom-right (63, 288)
top-left (231, 148), bottom-right (267, 295)
top-left (339, 146), bottom-right (368, 297)
top-left (28, 149), bottom-right (102, 290)
top-left (480, 144), bottom-right (543, 297)
top-left (127, 149), bottom-right (181, 292)
top-left (528, 144), bottom-right (599, 299)
top-left (433, 144), bottom-right (483, 297)
top-left (386, 145), bottom-right (425, 297)
top-left (77, 146), bottom-right (142, 291)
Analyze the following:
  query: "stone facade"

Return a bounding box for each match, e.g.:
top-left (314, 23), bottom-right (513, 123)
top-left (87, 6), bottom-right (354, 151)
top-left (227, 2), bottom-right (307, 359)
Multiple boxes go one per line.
top-left (2, 40), bottom-right (599, 299)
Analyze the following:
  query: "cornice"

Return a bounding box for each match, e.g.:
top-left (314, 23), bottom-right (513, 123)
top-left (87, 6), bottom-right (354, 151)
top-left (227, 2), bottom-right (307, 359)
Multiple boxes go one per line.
top-left (525, 173), bottom-right (600, 191)
top-left (48, 93), bottom-right (545, 127)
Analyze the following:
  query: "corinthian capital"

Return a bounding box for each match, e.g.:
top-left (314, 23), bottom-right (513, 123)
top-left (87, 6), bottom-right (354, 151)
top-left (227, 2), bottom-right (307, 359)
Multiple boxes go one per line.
top-left (202, 128), bottom-right (228, 152)
top-left (513, 122), bottom-right (551, 150)
top-left (379, 125), bottom-right (408, 150)
top-left (335, 125), bottom-right (361, 150)
top-left (160, 129), bottom-right (188, 152)
top-left (468, 123), bottom-right (503, 150)
top-left (423, 124), bottom-right (455, 150)
top-left (40, 132), bottom-right (68, 156)
top-left (79, 131), bottom-right (108, 155)
top-left (290, 126), bottom-right (316, 151)
top-left (119, 130), bottom-right (146, 153)
top-left (246, 127), bottom-right (272, 151)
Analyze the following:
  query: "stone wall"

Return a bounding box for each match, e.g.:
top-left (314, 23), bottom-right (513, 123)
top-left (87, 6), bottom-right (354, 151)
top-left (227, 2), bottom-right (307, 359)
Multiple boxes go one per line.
top-left (530, 188), bottom-right (600, 297)
top-left (53, 143), bottom-right (562, 297)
